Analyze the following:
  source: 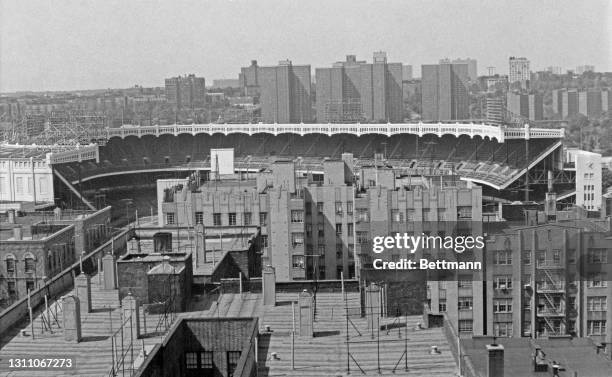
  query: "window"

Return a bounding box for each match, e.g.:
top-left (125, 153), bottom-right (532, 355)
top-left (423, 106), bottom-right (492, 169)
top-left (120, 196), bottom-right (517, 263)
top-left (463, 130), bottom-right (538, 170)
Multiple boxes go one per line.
top-left (292, 255), bottom-right (305, 269)
top-left (39, 176), bottom-right (47, 194)
top-left (587, 297), bottom-right (607, 312)
top-left (458, 275), bottom-right (473, 288)
top-left (305, 202), bottom-right (312, 215)
top-left (317, 223), bottom-right (324, 238)
top-left (336, 243), bottom-right (343, 258)
top-left (261, 235), bottom-right (268, 248)
top-left (306, 224), bottom-right (312, 238)
top-left (7, 281), bottom-right (16, 296)
top-left (26, 280), bottom-right (35, 292)
top-left (347, 223), bottom-right (354, 235)
top-left (522, 251), bottom-right (531, 265)
top-left (291, 232), bottom-right (304, 246)
top-left (195, 212), bottom-right (204, 225)
top-left (568, 296), bottom-right (577, 310)
top-left (356, 231), bottom-right (369, 244)
top-left (227, 351), bottom-right (241, 377)
top-left (336, 223), bottom-right (342, 235)
top-left (316, 202), bottom-right (324, 212)
top-left (457, 206), bottom-right (472, 219)
top-left (439, 299), bottom-right (447, 312)
top-left (391, 210), bottom-right (402, 223)
top-left (228, 213), bottom-right (236, 226)
top-left (588, 248), bottom-right (607, 264)
top-left (567, 249), bottom-right (576, 264)
top-left (259, 212), bottom-right (268, 226)
top-left (291, 210), bottom-right (304, 223)
top-left (458, 297), bottom-right (473, 310)
top-left (6, 257), bottom-right (15, 273)
top-left (186, 352), bottom-right (198, 369)
top-left (493, 322), bottom-right (513, 337)
top-left (213, 213), bottom-right (221, 226)
top-left (567, 320), bottom-right (576, 334)
top-left (588, 273), bottom-right (608, 288)
top-left (318, 245), bottom-right (326, 256)
top-left (552, 249), bottom-right (561, 264)
top-left (495, 250), bottom-right (512, 265)
top-left (536, 250), bottom-right (545, 266)
top-left (24, 257), bottom-right (35, 273)
top-left (200, 351), bottom-right (213, 370)
top-left (166, 212), bottom-right (175, 225)
top-left (494, 299), bottom-right (513, 313)
top-left (406, 209), bottom-right (415, 221)
top-left (335, 201), bottom-right (343, 215)
top-left (346, 202), bottom-right (353, 215)
top-left (493, 275), bottom-right (513, 290)
top-left (458, 320), bottom-right (473, 333)
top-left (16, 177), bottom-right (23, 194)
top-left (588, 320), bottom-right (606, 335)
top-left (243, 212), bottom-right (252, 225)
top-left (356, 208), bottom-right (369, 222)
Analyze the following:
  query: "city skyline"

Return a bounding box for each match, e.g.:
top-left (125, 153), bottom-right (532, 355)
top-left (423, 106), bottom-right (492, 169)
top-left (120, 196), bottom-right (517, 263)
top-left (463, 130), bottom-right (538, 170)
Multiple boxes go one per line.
top-left (1, 0), bottom-right (610, 92)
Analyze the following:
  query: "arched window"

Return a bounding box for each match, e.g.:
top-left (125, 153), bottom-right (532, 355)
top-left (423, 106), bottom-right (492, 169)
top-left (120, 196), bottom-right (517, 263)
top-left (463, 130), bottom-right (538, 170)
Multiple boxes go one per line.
top-left (24, 252), bottom-right (36, 273)
top-left (4, 254), bottom-right (16, 274)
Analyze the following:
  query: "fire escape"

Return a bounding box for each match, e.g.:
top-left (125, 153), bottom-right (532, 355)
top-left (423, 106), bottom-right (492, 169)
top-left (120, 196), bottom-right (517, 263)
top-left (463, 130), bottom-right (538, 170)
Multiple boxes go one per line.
top-left (535, 250), bottom-right (566, 337)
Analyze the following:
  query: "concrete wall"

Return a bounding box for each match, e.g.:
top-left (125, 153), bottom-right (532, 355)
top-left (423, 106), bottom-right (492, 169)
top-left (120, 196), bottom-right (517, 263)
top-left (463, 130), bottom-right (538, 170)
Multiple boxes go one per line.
top-left (0, 157), bottom-right (54, 203)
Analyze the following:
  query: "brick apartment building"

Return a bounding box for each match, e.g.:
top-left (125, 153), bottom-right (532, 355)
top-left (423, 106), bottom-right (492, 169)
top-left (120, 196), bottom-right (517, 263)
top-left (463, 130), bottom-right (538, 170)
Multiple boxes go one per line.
top-left (0, 207), bottom-right (112, 308)
top-left (157, 156), bottom-right (484, 302)
top-left (426, 209), bottom-right (612, 344)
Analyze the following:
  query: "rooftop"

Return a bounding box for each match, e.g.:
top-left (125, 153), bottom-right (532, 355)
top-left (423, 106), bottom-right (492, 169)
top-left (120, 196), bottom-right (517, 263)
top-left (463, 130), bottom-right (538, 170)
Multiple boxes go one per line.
top-left (0, 272), bottom-right (168, 377)
top-left (0, 145), bottom-right (52, 160)
top-left (192, 291), bottom-right (458, 376)
top-left (462, 337), bottom-right (612, 377)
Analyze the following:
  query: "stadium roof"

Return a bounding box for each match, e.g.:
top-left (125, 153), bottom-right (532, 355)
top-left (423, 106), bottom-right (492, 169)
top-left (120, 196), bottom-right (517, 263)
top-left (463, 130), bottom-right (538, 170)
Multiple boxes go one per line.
top-left (95, 122), bottom-right (564, 142)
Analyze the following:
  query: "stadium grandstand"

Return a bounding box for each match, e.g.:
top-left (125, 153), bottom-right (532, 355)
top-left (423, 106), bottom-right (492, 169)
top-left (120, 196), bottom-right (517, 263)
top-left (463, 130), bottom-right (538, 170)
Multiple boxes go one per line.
top-left (1, 121), bottom-right (574, 221)
top-left (45, 122), bottom-right (570, 207)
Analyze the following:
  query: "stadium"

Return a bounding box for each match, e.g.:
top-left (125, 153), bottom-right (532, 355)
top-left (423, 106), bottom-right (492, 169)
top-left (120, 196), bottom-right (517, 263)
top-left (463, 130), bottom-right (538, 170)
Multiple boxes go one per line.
top-left (43, 122), bottom-right (573, 221)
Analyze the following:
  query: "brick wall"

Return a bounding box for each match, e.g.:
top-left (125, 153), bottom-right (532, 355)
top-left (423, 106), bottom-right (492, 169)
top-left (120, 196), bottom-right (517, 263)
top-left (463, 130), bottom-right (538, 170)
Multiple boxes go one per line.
top-left (117, 254), bottom-right (192, 304)
top-left (0, 228), bottom-right (131, 338)
top-left (135, 317), bottom-right (258, 377)
top-left (361, 268), bottom-right (427, 316)
top-left (0, 224), bottom-right (76, 307)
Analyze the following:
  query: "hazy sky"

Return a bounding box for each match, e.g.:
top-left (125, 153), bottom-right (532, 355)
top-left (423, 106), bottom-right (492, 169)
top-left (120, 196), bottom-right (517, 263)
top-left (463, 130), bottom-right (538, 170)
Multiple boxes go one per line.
top-left (1, 0), bottom-right (610, 92)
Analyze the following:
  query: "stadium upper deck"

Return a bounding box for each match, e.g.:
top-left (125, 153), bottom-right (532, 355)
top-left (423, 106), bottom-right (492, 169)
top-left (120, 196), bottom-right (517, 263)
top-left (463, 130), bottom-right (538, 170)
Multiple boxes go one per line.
top-left (49, 122), bottom-right (565, 192)
top-left (92, 122), bottom-right (564, 141)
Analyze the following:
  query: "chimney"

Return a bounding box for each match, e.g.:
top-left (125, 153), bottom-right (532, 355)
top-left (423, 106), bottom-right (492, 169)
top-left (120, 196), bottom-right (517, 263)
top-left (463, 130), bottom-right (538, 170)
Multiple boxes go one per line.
top-left (7, 209), bottom-right (16, 224)
top-left (54, 207), bottom-right (62, 220)
top-left (547, 170), bottom-right (554, 193)
top-left (13, 226), bottom-right (23, 240)
top-left (486, 344), bottom-right (504, 377)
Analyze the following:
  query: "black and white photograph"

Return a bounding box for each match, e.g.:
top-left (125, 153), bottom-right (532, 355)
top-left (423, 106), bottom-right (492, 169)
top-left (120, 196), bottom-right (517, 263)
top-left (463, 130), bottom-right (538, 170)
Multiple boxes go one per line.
top-left (1, 1), bottom-right (612, 376)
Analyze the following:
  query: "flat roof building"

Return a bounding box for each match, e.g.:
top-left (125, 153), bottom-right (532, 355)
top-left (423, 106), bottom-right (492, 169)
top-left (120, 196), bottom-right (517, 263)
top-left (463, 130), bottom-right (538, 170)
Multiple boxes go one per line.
top-left (258, 60), bottom-right (313, 123)
top-left (508, 57), bottom-right (530, 84)
top-left (421, 62), bottom-right (469, 121)
top-left (316, 52), bottom-right (403, 123)
top-left (0, 207), bottom-right (112, 308)
top-left (165, 74), bottom-right (206, 109)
